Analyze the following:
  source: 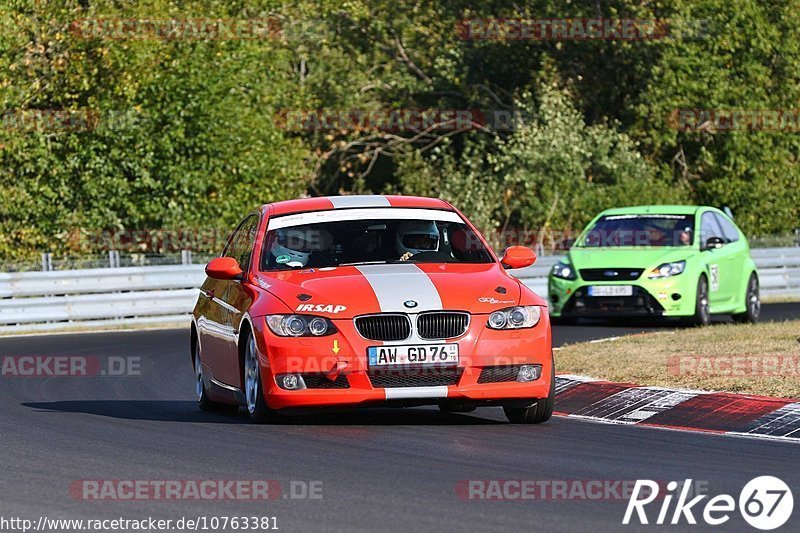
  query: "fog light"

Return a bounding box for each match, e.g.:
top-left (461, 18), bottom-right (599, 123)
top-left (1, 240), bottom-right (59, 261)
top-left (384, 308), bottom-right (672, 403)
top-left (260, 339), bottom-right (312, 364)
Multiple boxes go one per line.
top-left (517, 365), bottom-right (542, 382)
top-left (277, 373), bottom-right (306, 390)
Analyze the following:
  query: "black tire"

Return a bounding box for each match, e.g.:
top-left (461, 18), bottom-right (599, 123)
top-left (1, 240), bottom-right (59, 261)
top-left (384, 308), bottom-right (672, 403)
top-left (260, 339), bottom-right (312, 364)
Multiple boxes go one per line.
top-left (243, 332), bottom-right (279, 423)
top-left (194, 343), bottom-right (238, 412)
top-left (551, 316), bottom-right (577, 326)
top-left (690, 275), bottom-right (710, 326)
top-left (732, 273), bottom-right (760, 324)
top-left (503, 356), bottom-right (555, 424)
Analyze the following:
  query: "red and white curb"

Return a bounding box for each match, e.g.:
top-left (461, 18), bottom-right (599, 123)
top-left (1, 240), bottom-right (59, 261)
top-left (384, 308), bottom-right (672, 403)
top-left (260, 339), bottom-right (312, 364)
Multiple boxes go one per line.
top-left (554, 375), bottom-right (800, 442)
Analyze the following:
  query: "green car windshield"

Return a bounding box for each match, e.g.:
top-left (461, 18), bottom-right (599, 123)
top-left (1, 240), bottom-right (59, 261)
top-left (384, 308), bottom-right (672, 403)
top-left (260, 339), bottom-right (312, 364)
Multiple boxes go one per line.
top-left (578, 214), bottom-right (695, 248)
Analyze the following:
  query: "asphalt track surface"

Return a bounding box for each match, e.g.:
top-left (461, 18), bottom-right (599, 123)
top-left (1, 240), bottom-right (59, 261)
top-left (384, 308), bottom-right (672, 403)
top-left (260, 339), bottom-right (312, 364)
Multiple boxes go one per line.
top-left (1, 303), bottom-right (799, 533)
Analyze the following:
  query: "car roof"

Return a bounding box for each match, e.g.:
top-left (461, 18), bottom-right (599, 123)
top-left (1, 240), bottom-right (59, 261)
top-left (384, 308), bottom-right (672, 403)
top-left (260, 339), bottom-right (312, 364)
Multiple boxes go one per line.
top-left (597, 205), bottom-right (708, 216)
top-left (263, 195), bottom-right (454, 217)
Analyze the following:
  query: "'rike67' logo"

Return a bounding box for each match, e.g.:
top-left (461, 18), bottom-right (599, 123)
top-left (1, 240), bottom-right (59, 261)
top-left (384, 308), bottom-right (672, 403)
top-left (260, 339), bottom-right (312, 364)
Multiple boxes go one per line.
top-left (624, 476), bottom-right (793, 530)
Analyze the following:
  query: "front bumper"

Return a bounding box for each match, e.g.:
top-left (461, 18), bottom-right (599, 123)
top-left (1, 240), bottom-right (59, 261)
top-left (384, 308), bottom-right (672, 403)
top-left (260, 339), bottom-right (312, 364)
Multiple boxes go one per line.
top-left (252, 314), bottom-right (552, 411)
top-left (548, 275), bottom-right (696, 318)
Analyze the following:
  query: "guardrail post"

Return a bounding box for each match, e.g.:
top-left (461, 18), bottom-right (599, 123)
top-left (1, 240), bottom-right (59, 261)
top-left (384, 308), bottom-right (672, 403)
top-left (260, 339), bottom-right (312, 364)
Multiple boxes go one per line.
top-left (181, 249), bottom-right (192, 265)
top-left (109, 250), bottom-right (120, 268)
top-left (41, 252), bottom-right (53, 271)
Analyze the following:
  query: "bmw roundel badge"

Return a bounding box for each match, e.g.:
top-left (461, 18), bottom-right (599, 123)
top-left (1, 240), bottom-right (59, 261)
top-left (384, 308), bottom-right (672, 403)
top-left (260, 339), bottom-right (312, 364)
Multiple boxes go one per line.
top-left (404, 300), bottom-right (418, 308)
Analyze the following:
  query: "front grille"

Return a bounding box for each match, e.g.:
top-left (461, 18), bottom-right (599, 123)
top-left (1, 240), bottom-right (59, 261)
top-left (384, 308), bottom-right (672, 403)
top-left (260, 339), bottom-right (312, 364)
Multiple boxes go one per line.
top-left (355, 314), bottom-right (411, 341)
top-left (562, 286), bottom-right (665, 316)
top-left (301, 374), bottom-right (350, 389)
top-left (579, 268), bottom-right (643, 281)
top-left (477, 365), bottom-right (522, 383)
top-left (417, 312), bottom-right (470, 339)
top-left (368, 367), bottom-right (462, 388)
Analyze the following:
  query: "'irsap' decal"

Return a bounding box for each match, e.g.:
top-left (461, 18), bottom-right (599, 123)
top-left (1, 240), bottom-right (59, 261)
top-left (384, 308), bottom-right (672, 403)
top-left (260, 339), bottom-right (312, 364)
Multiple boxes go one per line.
top-left (296, 304), bottom-right (347, 314)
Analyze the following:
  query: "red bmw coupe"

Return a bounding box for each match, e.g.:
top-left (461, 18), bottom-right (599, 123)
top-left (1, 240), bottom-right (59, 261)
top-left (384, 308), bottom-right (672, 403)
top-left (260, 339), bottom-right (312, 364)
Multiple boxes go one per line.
top-left (191, 195), bottom-right (553, 423)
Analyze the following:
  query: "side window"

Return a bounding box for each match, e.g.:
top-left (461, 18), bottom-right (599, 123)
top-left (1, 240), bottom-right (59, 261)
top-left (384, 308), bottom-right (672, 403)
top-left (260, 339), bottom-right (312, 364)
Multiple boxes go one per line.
top-left (699, 212), bottom-right (724, 247)
top-left (713, 213), bottom-right (740, 243)
top-left (222, 215), bottom-right (260, 270)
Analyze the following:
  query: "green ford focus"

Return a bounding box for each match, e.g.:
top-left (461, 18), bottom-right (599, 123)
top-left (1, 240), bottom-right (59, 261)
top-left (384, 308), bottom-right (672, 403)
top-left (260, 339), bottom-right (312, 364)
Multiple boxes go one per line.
top-left (548, 205), bottom-right (760, 325)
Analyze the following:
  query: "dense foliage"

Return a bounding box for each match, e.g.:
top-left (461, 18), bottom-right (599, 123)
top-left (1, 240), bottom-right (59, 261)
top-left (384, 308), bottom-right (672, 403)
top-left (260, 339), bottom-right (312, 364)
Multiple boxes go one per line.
top-left (1, 0), bottom-right (797, 258)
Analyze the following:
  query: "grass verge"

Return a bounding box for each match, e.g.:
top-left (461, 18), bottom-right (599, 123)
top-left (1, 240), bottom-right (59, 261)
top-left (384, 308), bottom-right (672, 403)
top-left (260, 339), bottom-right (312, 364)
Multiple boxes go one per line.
top-left (556, 320), bottom-right (800, 399)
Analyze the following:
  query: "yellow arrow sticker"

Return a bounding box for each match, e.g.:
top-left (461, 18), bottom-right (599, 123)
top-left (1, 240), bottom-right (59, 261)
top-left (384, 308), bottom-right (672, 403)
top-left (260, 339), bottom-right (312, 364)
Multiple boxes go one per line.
top-left (332, 339), bottom-right (340, 354)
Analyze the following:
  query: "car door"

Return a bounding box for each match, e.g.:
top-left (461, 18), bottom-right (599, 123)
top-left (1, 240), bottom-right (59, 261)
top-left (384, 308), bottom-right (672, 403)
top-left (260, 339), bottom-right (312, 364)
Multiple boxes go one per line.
top-left (713, 212), bottom-right (747, 303)
top-left (197, 272), bottom-right (230, 381)
top-left (217, 213), bottom-right (260, 387)
top-left (698, 210), bottom-right (735, 305)
top-left (199, 215), bottom-right (257, 387)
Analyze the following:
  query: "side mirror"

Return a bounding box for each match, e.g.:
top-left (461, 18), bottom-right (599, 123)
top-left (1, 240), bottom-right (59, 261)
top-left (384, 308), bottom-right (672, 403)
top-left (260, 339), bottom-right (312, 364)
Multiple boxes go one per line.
top-left (206, 257), bottom-right (243, 280)
top-left (500, 246), bottom-right (537, 269)
top-left (703, 236), bottom-right (725, 251)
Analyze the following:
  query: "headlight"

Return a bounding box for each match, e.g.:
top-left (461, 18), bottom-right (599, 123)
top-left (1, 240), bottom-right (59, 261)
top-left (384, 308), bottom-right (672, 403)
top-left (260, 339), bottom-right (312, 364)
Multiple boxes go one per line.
top-left (265, 315), bottom-right (338, 337)
top-left (551, 261), bottom-right (577, 280)
top-left (487, 306), bottom-right (542, 330)
top-left (648, 260), bottom-right (686, 279)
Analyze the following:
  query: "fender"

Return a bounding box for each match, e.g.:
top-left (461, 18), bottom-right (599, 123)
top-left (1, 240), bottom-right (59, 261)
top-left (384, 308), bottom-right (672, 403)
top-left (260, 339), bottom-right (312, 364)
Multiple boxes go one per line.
top-left (733, 257), bottom-right (758, 314)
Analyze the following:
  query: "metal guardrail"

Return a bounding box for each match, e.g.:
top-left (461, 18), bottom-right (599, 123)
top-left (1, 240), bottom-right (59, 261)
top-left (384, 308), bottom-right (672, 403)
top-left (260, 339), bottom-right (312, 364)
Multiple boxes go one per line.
top-left (0, 248), bottom-right (797, 332)
top-left (0, 265), bottom-right (204, 332)
top-left (513, 247), bottom-right (800, 300)
top-left (0, 264), bottom-right (205, 298)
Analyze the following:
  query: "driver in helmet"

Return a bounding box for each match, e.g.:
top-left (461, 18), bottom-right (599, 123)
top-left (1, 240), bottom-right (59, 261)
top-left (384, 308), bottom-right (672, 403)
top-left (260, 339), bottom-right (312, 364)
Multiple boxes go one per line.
top-left (397, 221), bottom-right (440, 261)
top-left (271, 228), bottom-right (311, 268)
top-left (678, 227), bottom-right (693, 246)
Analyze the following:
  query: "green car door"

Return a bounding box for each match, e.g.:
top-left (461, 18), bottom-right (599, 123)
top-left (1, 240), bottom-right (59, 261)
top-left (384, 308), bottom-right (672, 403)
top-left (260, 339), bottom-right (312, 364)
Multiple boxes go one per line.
top-left (698, 209), bottom-right (749, 311)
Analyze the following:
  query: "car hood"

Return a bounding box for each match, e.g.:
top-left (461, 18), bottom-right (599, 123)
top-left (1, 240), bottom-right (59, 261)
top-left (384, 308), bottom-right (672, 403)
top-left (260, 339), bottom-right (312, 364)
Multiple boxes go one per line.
top-left (256, 263), bottom-right (531, 318)
top-left (567, 247), bottom-right (695, 272)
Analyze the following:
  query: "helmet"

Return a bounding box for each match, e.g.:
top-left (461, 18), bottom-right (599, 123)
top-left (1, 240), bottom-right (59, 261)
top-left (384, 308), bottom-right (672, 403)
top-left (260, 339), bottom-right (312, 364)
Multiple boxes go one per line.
top-left (396, 221), bottom-right (440, 256)
top-left (272, 228), bottom-right (311, 267)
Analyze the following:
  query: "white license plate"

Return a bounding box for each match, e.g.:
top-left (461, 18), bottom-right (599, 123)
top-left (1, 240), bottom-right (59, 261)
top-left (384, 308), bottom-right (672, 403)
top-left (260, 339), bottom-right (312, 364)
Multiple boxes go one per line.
top-left (368, 344), bottom-right (459, 366)
top-left (588, 285), bottom-right (633, 297)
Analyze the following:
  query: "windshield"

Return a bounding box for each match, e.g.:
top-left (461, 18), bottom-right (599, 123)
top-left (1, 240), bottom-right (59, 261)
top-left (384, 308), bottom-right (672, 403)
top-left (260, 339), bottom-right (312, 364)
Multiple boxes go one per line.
top-left (579, 214), bottom-right (695, 248)
top-left (260, 216), bottom-right (493, 270)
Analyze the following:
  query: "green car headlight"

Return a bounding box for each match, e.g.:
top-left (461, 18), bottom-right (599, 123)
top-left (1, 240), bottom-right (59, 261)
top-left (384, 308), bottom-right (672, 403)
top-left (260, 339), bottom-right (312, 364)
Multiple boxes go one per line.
top-left (551, 261), bottom-right (577, 280)
top-left (648, 260), bottom-right (686, 279)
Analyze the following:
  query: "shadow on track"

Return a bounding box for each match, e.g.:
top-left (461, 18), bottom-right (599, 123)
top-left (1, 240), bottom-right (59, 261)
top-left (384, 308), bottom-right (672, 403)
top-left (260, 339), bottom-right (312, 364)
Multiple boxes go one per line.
top-left (22, 400), bottom-right (245, 423)
top-left (21, 400), bottom-right (504, 426)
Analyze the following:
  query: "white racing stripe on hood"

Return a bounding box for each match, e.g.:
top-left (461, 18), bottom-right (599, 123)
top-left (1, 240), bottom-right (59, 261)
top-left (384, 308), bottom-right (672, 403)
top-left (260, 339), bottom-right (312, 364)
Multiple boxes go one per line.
top-left (328, 195), bottom-right (390, 208)
top-left (356, 264), bottom-right (442, 312)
